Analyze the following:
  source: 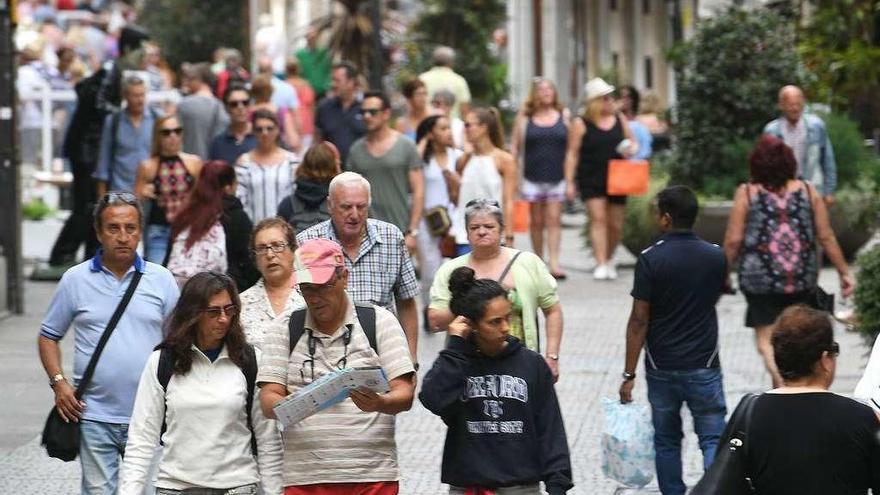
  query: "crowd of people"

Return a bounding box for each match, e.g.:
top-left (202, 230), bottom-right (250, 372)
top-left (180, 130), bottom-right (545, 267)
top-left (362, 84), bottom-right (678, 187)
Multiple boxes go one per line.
top-left (25, 9), bottom-right (880, 495)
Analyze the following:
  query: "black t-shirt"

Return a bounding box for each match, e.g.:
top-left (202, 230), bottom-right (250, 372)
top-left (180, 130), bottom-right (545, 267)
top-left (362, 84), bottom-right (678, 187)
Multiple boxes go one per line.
top-left (745, 393), bottom-right (880, 494)
top-left (630, 231), bottom-right (726, 370)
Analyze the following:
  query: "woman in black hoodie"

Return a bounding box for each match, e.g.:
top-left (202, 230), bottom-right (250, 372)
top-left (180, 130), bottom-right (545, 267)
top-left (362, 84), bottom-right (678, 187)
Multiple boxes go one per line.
top-left (419, 266), bottom-right (573, 495)
top-left (276, 142), bottom-right (341, 233)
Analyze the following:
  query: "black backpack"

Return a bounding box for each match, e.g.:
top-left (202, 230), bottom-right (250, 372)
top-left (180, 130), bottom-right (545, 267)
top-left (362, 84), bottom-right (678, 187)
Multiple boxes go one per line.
top-left (156, 345), bottom-right (258, 456)
top-left (285, 194), bottom-right (331, 235)
top-left (288, 304), bottom-right (377, 355)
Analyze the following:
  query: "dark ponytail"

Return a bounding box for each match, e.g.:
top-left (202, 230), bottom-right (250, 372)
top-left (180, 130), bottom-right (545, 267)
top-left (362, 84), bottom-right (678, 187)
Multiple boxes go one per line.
top-left (448, 266), bottom-right (508, 322)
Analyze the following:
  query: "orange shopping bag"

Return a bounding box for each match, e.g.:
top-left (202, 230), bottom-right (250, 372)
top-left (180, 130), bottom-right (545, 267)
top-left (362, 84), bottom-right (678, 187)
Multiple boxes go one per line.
top-left (607, 159), bottom-right (650, 196)
top-left (513, 200), bottom-right (530, 233)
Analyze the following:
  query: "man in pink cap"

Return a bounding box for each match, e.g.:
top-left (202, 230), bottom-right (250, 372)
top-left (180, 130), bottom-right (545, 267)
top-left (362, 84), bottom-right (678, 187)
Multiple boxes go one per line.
top-left (257, 238), bottom-right (415, 495)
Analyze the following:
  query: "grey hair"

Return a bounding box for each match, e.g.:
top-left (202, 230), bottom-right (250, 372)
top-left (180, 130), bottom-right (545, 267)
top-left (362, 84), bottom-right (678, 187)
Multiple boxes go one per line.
top-left (432, 88), bottom-right (456, 106)
top-left (225, 48), bottom-right (243, 64)
top-left (328, 171), bottom-right (372, 206)
top-left (93, 191), bottom-right (143, 229)
top-left (121, 73), bottom-right (146, 94)
top-left (464, 199), bottom-right (504, 229)
top-left (433, 46), bottom-right (455, 67)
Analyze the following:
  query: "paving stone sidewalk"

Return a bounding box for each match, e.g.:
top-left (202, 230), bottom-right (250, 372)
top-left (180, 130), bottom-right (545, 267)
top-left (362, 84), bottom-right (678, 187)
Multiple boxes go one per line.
top-left (0, 215), bottom-right (869, 494)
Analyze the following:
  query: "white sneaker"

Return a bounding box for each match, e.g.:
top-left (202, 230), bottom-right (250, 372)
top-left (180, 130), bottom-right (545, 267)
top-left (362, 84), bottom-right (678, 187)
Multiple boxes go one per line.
top-left (607, 263), bottom-right (618, 280)
top-left (593, 264), bottom-right (609, 280)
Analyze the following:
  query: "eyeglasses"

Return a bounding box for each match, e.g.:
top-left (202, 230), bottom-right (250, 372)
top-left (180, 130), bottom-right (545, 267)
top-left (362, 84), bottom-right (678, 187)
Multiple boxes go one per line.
top-left (296, 271), bottom-right (341, 296)
top-left (159, 127), bottom-right (183, 137)
top-left (254, 125), bottom-right (277, 134)
top-left (829, 341), bottom-right (840, 356)
top-left (204, 304), bottom-right (238, 319)
top-left (300, 327), bottom-right (352, 384)
top-left (360, 108), bottom-right (382, 116)
top-left (252, 242), bottom-right (289, 256)
top-left (466, 198), bottom-right (501, 208)
top-left (227, 99), bottom-right (249, 108)
top-left (101, 191), bottom-right (138, 205)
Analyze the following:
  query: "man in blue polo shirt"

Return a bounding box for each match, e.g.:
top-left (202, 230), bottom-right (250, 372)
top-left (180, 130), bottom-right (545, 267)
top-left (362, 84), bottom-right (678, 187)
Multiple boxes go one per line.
top-left (315, 61), bottom-right (365, 165)
top-left (38, 192), bottom-right (179, 494)
top-left (619, 185), bottom-right (728, 495)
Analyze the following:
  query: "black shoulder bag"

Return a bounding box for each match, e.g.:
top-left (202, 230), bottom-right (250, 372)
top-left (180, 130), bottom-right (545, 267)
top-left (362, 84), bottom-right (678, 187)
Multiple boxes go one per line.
top-left (41, 270), bottom-right (144, 461)
top-left (691, 393), bottom-right (761, 495)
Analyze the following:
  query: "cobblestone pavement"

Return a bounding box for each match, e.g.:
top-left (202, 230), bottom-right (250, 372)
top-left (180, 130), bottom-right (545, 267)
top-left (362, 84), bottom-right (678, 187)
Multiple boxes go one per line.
top-left (0, 215), bottom-right (869, 494)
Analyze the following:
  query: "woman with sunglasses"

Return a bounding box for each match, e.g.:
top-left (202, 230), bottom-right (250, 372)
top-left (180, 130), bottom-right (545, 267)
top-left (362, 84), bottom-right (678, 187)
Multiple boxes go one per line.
top-left (510, 78), bottom-right (571, 280)
top-left (120, 272), bottom-right (282, 495)
top-left (707, 304), bottom-right (880, 494)
top-left (239, 218), bottom-right (305, 347)
top-left (429, 199), bottom-right (564, 381)
top-left (236, 109), bottom-right (300, 223)
top-left (451, 107), bottom-right (517, 255)
top-left (420, 266), bottom-right (573, 495)
top-left (135, 114), bottom-right (203, 263)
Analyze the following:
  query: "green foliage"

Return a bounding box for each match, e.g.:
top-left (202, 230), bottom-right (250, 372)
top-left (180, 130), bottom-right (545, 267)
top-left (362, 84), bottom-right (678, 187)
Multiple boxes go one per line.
top-left (619, 174), bottom-right (668, 255)
top-left (823, 112), bottom-right (880, 188)
top-left (22, 198), bottom-right (52, 221)
top-left (139, 0), bottom-right (248, 69)
top-left (799, 0), bottom-right (880, 129)
top-left (667, 6), bottom-right (801, 196)
top-left (404, 0), bottom-right (508, 107)
top-left (855, 245), bottom-right (880, 341)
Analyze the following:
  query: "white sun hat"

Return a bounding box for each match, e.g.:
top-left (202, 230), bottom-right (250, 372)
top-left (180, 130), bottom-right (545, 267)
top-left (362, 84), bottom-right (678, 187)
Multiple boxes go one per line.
top-left (584, 77), bottom-right (616, 101)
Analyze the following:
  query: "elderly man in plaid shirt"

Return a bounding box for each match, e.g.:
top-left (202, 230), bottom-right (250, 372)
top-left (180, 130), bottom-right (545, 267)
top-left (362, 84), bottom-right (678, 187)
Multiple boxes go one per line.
top-left (297, 172), bottom-right (421, 365)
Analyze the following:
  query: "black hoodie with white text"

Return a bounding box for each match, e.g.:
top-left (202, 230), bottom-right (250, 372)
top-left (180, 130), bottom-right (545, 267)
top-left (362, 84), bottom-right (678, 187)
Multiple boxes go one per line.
top-left (419, 335), bottom-right (573, 494)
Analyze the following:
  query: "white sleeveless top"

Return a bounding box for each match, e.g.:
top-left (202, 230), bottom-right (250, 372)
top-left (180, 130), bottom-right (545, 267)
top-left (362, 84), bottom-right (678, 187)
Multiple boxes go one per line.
top-left (453, 154), bottom-right (503, 243)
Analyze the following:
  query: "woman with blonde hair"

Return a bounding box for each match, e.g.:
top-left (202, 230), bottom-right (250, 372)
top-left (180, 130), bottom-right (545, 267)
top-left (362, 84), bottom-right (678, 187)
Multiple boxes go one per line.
top-left (564, 77), bottom-right (637, 280)
top-left (135, 114), bottom-right (203, 263)
top-left (450, 107), bottom-right (517, 256)
top-left (510, 77), bottom-right (570, 279)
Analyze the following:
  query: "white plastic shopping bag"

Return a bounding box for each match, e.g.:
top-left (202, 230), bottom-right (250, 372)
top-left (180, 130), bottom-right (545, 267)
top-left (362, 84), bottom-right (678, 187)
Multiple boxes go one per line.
top-left (601, 397), bottom-right (655, 488)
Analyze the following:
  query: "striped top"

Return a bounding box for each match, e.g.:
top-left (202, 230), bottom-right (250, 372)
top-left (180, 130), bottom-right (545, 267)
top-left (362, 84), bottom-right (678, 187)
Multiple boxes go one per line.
top-left (235, 151), bottom-right (300, 223)
top-left (256, 298), bottom-right (415, 486)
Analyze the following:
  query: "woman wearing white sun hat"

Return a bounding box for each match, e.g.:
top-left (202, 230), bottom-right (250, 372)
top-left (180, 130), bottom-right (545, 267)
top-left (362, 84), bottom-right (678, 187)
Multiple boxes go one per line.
top-left (563, 77), bottom-right (638, 280)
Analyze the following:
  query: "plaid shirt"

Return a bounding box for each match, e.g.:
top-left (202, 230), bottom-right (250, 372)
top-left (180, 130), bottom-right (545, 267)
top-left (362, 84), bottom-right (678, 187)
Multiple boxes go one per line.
top-left (296, 219), bottom-right (419, 311)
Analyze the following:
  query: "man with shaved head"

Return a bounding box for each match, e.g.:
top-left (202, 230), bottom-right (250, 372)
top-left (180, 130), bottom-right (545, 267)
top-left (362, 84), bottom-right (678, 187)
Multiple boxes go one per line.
top-left (763, 85), bottom-right (837, 205)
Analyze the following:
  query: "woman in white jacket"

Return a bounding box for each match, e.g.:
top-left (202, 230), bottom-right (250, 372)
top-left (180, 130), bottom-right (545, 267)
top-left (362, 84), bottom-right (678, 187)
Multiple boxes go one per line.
top-left (855, 334), bottom-right (880, 411)
top-left (120, 272), bottom-right (282, 495)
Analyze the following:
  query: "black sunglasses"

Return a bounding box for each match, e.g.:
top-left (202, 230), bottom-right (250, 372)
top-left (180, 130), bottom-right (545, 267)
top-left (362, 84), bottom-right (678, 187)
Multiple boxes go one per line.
top-left (159, 127), bottom-right (183, 137)
top-left (360, 108), bottom-right (383, 116)
top-left (102, 192), bottom-right (138, 204)
top-left (226, 99), bottom-right (249, 108)
top-left (254, 125), bottom-right (277, 134)
top-left (829, 341), bottom-right (840, 356)
top-left (465, 198), bottom-right (501, 208)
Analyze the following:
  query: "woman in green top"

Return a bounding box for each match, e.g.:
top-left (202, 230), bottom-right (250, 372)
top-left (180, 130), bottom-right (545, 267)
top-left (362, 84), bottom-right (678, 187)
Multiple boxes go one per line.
top-left (428, 198), bottom-right (564, 380)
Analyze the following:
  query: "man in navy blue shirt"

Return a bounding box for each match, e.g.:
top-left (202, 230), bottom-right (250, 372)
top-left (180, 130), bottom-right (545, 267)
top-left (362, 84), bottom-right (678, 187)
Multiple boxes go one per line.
top-left (315, 61), bottom-right (366, 165)
top-left (619, 185), bottom-right (728, 495)
top-left (209, 83), bottom-right (257, 165)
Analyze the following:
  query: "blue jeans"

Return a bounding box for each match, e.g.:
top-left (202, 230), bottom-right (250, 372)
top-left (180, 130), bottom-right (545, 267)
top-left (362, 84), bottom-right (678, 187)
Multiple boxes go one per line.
top-left (646, 367), bottom-right (727, 495)
top-left (145, 224), bottom-right (171, 264)
top-left (80, 419), bottom-right (129, 495)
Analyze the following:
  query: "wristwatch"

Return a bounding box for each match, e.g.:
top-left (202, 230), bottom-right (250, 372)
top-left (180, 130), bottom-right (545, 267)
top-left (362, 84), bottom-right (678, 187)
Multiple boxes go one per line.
top-left (622, 371), bottom-right (636, 381)
top-left (49, 373), bottom-right (66, 388)
top-left (546, 354), bottom-right (559, 361)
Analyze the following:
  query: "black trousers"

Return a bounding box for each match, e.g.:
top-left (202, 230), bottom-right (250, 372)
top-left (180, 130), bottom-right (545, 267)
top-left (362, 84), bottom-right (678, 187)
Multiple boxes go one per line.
top-left (49, 159), bottom-right (99, 265)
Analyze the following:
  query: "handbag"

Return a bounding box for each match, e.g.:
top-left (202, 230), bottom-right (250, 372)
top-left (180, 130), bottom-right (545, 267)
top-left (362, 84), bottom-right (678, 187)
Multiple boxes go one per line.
top-left (41, 270), bottom-right (143, 462)
top-left (803, 181), bottom-right (834, 314)
top-left (439, 234), bottom-right (457, 258)
top-left (424, 206), bottom-right (452, 237)
top-left (607, 159), bottom-right (650, 196)
top-left (691, 393), bottom-right (761, 495)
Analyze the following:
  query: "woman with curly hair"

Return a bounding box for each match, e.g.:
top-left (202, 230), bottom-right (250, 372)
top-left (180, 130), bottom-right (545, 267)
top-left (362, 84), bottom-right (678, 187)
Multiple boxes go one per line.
top-left (120, 272), bottom-right (282, 494)
top-left (723, 134), bottom-right (853, 387)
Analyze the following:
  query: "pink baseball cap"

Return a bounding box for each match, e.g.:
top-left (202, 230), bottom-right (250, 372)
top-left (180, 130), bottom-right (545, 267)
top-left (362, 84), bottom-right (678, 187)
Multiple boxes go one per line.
top-left (294, 238), bottom-right (345, 284)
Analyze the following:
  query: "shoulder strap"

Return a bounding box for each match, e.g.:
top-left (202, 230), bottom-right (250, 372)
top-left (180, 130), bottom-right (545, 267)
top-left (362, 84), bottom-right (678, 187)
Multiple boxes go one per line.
top-left (497, 251), bottom-right (523, 283)
top-left (288, 309), bottom-right (308, 354)
top-left (242, 344), bottom-right (258, 457)
top-left (75, 270), bottom-right (143, 399)
top-left (157, 347), bottom-right (173, 446)
top-left (354, 303), bottom-right (378, 354)
top-left (108, 110), bottom-right (121, 187)
top-left (740, 393), bottom-right (761, 474)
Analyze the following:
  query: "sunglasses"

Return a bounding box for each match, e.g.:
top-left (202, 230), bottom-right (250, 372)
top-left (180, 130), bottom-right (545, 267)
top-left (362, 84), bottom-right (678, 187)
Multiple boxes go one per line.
top-left (360, 108), bottom-right (383, 116)
top-left (465, 198), bottom-right (501, 208)
top-left (159, 127), bottom-right (183, 137)
top-left (829, 341), bottom-right (840, 356)
top-left (102, 191), bottom-right (138, 204)
top-left (296, 270), bottom-right (342, 297)
top-left (254, 125), bottom-right (277, 134)
top-left (227, 99), bottom-right (249, 108)
top-left (204, 304), bottom-right (238, 319)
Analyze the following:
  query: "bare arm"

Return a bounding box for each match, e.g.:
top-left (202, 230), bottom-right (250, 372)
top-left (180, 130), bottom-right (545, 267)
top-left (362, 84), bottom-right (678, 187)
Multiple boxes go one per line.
top-left (282, 110), bottom-right (301, 153)
top-left (38, 336), bottom-right (84, 422)
top-left (258, 382), bottom-right (288, 420)
top-left (809, 182), bottom-right (854, 296)
top-left (427, 307), bottom-right (455, 333)
top-left (564, 118), bottom-right (586, 201)
top-left (95, 180), bottom-right (108, 199)
top-left (396, 297), bottom-right (419, 361)
top-left (619, 299), bottom-right (650, 403)
top-left (542, 302), bottom-right (563, 382)
top-left (619, 114), bottom-right (639, 158)
top-left (722, 185), bottom-right (749, 272)
top-left (498, 151), bottom-right (517, 242)
top-left (509, 112), bottom-right (526, 160)
top-left (408, 168), bottom-right (425, 234)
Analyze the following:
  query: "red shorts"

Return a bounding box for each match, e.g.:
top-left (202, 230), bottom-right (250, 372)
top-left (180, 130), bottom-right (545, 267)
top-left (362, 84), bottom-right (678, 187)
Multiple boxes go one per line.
top-left (284, 481), bottom-right (399, 495)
